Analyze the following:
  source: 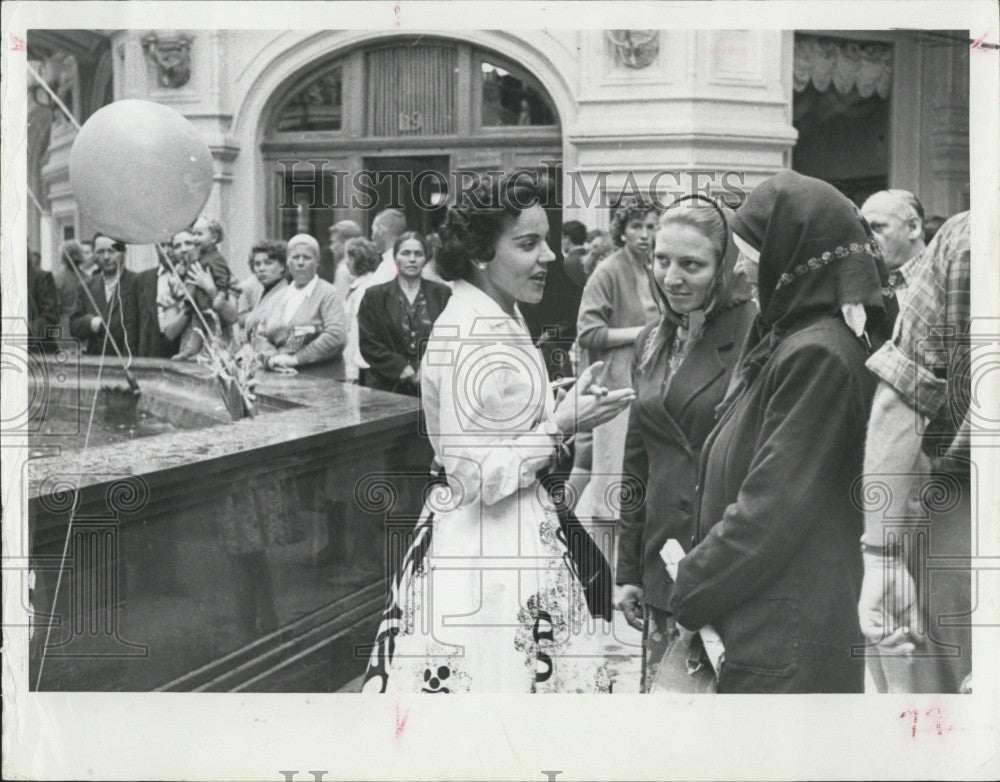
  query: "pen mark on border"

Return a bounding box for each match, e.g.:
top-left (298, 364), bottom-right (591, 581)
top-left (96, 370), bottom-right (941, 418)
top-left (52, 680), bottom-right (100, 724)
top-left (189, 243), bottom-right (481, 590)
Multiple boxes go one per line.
top-left (394, 702), bottom-right (410, 739)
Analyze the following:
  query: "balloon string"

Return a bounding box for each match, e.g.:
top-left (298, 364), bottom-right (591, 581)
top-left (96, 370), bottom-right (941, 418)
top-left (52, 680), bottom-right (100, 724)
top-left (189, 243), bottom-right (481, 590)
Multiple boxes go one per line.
top-left (153, 243), bottom-right (218, 340)
top-left (60, 247), bottom-right (137, 388)
top-left (26, 185), bottom-right (48, 216)
top-left (26, 62), bottom-right (82, 131)
top-left (35, 309), bottom-right (110, 690)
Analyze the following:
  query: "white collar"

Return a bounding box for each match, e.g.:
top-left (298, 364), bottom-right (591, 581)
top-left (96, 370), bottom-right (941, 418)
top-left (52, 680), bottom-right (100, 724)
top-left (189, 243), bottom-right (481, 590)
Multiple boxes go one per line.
top-left (348, 272), bottom-right (372, 292)
top-left (451, 280), bottom-right (523, 321)
top-left (841, 303), bottom-right (867, 338)
top-left (289, 274), bottom-right (319, 297)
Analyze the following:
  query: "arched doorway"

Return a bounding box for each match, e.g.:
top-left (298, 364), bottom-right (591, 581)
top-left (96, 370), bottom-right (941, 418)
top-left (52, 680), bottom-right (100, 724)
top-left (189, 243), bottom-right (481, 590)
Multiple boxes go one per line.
top-left (260, 37), bottom-right (562, 242)
top-left (259, 35), bottom-right (575, 346)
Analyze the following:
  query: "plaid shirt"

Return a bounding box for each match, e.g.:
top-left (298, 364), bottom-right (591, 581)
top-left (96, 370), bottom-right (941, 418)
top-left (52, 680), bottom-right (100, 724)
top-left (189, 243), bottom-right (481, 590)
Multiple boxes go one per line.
top-left (886, 252), bottom-right (921, 309)
top-left (866, 211), bottom-right (971, 461)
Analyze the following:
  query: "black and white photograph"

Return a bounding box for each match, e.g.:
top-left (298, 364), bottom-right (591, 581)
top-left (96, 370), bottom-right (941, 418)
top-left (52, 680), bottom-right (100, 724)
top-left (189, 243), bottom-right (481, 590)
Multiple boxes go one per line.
top-left (2, 1), bottom-right (998, 780)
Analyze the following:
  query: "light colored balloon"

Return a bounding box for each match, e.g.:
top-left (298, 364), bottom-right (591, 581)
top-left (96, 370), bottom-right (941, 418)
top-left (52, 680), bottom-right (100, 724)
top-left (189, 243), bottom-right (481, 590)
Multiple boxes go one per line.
top-left (69, 99), bottom-right (214, 245)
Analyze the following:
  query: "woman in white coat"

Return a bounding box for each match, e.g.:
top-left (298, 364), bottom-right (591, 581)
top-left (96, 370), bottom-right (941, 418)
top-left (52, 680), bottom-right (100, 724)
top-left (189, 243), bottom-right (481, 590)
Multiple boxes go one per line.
top-left (362, 176), bottom-right (635, 693)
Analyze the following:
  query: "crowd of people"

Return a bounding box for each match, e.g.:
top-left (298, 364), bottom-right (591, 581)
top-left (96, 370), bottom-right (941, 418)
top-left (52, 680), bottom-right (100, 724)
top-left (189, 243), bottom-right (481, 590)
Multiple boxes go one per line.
top-left (358, 172), bottom-right (971, 696)
top-left (27, 208), bottom-right (459, 388)
top-left (26, 171), bottom-right (971, 696)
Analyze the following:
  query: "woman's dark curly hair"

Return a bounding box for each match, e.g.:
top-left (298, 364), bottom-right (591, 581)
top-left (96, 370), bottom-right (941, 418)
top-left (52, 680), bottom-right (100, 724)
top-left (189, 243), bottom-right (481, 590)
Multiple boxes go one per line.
top-left (608, 195), bottom-right (664, 248)
top-left (437, 174), bottom-right (552, 281)
top-left (248, 239), bottom-right (287, 266)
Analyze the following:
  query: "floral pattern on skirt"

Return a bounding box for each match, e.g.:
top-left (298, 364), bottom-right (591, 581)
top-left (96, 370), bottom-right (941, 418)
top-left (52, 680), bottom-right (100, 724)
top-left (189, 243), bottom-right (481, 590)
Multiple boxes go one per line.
top-left (362, 488), bottom-right (612, 693)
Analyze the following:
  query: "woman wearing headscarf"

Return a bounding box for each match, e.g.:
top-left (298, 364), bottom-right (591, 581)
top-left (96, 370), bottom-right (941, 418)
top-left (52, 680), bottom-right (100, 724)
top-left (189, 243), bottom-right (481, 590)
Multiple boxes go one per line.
top-left (614, 198), bottom-right (756, 691)
top-left (668, 171), bottom-right (897, 693)
top-left (252, 233), bottom-right (347, 375)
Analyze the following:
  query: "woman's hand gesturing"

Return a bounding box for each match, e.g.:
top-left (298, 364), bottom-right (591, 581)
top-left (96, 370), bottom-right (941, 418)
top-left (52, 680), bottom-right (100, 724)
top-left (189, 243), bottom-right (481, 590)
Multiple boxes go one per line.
top-left (551, 361), bottom-right (635, 435)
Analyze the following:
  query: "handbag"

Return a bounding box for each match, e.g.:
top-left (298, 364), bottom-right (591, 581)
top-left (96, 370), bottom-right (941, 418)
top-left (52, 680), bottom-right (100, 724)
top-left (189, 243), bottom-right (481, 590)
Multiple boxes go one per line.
top-left (649, 626), bottom-right (719, 694)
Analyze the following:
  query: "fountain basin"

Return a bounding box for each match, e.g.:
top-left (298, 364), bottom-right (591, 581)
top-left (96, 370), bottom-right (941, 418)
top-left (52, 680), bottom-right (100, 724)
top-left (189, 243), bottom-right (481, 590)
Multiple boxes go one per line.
top-left (26, 354), bottom-right (428, 691)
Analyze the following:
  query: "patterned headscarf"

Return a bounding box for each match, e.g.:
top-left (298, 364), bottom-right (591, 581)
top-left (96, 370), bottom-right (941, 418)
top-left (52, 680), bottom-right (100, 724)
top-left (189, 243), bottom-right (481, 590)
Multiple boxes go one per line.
top-left (727, 171), bottom-right (898, 390)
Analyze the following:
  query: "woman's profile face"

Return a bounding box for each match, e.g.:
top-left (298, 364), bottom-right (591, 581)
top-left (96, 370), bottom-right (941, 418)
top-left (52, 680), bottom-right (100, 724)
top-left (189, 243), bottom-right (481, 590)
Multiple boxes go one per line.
top-left (287, 244), bottom-right (319, 286)
top-left (252, 251), bottom-right (285, 286)
top-left (653, 223), bottom-right (719, 315)
top-left (481, 203), bottom-right (556, 307)
top-left (395, 238), bottom-right (426, 279)
top-left (621, 210), bottom-right (658, 261)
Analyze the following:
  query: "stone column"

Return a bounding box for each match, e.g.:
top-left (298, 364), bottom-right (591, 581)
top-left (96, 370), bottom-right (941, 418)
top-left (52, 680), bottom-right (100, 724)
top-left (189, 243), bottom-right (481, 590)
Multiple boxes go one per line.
top-left (564, 30), bottom-right (796, 229)
top-left (890, 32), bottom-right (970, 219)
top-left (920, 36), bottom-right (971, 217)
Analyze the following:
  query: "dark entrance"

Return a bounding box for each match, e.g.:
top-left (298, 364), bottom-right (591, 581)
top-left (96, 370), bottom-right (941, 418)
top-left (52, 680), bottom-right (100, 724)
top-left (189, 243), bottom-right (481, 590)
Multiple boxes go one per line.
top-left (362, 155), bottom-right (450, 236)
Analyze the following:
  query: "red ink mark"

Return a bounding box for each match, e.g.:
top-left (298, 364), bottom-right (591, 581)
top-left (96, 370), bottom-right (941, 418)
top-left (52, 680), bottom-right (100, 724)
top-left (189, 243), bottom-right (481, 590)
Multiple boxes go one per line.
top-left (900, 706), bottom-right (955, 738)
top-left (394, 703), bottom-right (409, 738)
top-left (970, 32), bottom-right (988, 50)
top-left (393, 2), bottom-right (401, 27)
top-left (10, 35), bottom-right (26, 52)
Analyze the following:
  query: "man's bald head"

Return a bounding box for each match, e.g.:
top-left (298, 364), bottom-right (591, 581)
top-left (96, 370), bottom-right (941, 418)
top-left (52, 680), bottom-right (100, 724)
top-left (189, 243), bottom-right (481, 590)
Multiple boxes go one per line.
top-left (371, 209), bottom-right (407, 252)
top-left (861, 189), bottom-right (925, 271)
top-left (330, 220), bottom-right (363, 242)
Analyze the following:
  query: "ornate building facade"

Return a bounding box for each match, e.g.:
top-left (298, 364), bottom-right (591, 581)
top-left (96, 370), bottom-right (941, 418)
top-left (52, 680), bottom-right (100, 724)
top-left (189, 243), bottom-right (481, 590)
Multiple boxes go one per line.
top-left (27, 29), bottom-right (970, 276)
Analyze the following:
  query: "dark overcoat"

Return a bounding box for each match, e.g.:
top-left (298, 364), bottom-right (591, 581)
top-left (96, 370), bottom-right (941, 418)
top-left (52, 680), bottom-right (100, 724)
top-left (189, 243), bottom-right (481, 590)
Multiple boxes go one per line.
top-left (357, 278), bottom-right (451, 394)
top-left (616, 299), bottom-right (757, 611)
top-left (669, 314), bottom-right (875, 693)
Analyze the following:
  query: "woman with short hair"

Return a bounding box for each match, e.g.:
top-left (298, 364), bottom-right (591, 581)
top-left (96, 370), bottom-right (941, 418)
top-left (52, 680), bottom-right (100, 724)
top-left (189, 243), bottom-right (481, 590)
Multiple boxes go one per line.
top-left (575, 197), bottom-right (663, 554)
top-left (252, 233), bottom-right (346, 374)
top-left (242, 240), bottom-right (289, 335)
top-left (363, 175), bottom-right (636, 693)
top-left (342, 237), bottom-right (383, 383)
top-left (357, 232), bottom-right (451, 395)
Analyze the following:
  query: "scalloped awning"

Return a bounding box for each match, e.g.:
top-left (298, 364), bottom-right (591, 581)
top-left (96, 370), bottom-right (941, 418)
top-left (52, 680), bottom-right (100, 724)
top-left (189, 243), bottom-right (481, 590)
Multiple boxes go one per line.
top-left (794, 35), bottom-right (892, 99)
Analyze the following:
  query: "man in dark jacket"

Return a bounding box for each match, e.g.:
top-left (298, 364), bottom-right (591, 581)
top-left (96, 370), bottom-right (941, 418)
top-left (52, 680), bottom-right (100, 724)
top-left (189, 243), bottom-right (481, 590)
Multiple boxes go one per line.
top-left (561, 219), bottom-right (589, 288)
top-left (27, 250), bottom-right (59, 349)
top-left (69, 234), bottom-right (143, 357)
